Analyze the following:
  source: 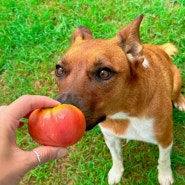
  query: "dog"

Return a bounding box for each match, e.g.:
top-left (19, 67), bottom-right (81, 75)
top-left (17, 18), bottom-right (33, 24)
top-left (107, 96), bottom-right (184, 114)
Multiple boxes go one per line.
top-left (55, 15), bottom-right (185, 185)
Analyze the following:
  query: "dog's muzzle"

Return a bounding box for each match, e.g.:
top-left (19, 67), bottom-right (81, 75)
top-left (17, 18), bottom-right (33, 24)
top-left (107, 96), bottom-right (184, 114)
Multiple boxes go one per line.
top-left (55, 93), bottom-right (106, 130)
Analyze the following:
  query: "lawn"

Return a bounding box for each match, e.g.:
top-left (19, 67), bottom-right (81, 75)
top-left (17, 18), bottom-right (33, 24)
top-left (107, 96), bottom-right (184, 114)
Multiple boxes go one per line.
top-left (0, 0), bottom-right (185, 184)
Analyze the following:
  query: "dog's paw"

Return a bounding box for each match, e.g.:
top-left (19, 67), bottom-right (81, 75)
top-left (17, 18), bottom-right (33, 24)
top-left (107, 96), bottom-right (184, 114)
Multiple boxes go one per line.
top-left (108, 166), bottom-right (124, 185)
top-left (158, 168), bottom-right (174, 185)
top-left (173, 94), bottom-right (185, 111)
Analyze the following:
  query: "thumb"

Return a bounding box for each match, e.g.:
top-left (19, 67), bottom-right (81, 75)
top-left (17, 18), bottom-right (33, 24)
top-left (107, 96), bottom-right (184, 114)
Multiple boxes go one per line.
top-left (29, 146), bottom-right (68, 168)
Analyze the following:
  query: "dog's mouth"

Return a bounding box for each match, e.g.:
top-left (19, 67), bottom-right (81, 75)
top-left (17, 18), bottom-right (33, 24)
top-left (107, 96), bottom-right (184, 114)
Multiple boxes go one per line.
top-left (55, 94), bottom-right (106, 131)
top-left (85, 115), bottom-right (106, 130)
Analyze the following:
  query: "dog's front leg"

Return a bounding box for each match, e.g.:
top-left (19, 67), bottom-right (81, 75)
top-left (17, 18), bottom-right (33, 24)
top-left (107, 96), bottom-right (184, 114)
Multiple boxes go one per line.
top-left (103, 132), bottom-right (124, 185)
top-left (158, 142), bottom-right (174, 185)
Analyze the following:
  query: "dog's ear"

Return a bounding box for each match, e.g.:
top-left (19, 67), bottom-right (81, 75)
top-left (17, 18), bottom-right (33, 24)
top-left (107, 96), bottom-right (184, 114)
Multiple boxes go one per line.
top-left (113, 15), bottom-right (144, 64)
top-left (71, 26), bottom-right (93, 43)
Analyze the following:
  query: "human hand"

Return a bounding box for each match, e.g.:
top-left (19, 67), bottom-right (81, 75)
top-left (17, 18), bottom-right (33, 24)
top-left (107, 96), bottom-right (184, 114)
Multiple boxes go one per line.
top-left (0, 95), bottom-right (68, 185)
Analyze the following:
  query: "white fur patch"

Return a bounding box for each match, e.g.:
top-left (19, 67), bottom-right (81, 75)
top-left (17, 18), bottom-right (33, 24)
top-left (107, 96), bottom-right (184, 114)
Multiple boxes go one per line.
top-left (142, 58), bottom-right (150, 68)
top-left (158, 143), bottom-right (174, 184)
top-left (100, 112), bottom-right (157, 144)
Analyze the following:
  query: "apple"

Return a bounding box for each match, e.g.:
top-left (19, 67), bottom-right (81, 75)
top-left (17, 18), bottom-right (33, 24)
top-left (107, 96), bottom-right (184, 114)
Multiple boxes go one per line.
top-left (28, 104), bottom-right (86, 147)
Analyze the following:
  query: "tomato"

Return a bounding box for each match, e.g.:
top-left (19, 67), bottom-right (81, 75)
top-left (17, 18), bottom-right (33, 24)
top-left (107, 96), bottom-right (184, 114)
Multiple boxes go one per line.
top-left (28, 104), bottom-right (86, 147)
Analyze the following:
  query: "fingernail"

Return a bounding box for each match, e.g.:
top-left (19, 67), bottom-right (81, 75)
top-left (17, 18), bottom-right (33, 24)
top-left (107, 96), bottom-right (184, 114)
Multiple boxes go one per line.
top-left (57, 148), bottom-right (68, 157)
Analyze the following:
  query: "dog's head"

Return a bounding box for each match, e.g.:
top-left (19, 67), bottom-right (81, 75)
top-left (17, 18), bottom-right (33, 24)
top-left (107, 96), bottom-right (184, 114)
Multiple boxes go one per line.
top-left (55, 15), bottom-right (144, 130)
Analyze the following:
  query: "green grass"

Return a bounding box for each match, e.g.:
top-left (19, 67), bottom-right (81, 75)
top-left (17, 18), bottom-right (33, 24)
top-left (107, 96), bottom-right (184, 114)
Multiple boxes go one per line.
top-left (0, 0), bottom-right (185, 184)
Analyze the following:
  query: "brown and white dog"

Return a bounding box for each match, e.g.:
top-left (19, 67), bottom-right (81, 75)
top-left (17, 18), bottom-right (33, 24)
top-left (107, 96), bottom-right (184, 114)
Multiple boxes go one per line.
top-left (55, 15), bottom-right (185, 185)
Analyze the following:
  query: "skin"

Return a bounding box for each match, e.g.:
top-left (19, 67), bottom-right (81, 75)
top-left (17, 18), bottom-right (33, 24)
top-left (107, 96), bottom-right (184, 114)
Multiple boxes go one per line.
top-left (0, 95), bottom-right (68, 185)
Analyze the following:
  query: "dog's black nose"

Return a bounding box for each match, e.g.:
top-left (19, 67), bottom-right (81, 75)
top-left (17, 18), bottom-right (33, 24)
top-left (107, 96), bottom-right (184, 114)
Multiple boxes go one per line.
top-left (56, 93), bottom-right (74, 105)
top-left (55, 93), bottom-right (87, 113)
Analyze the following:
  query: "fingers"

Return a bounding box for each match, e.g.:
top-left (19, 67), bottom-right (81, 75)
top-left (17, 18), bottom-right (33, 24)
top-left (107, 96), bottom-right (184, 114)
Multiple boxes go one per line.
top-left (29, 146), bottom-right (68, 168)
top-left (5, 95), bottom-right (60, 128)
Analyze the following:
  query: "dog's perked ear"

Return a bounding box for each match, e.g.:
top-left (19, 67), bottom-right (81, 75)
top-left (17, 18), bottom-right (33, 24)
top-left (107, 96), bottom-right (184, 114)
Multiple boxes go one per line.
top-left (113, 14), bottom-right (144, 64)
top-left (71, 26), bottom-right (93, 43)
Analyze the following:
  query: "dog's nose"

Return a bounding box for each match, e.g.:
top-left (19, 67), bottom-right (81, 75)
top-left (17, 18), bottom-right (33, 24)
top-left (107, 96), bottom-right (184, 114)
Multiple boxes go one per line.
top-left (55, 93), bottom-right (86, 111)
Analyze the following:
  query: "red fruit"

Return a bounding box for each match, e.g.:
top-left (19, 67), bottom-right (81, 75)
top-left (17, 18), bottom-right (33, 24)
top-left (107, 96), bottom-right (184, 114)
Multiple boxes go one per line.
top-left (28, 104), bottom-right (86, 147)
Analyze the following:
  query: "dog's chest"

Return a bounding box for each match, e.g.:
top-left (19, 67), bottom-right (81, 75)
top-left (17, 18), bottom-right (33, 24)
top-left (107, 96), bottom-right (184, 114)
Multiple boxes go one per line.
top-left (99, 112), bottom-right (157, 144)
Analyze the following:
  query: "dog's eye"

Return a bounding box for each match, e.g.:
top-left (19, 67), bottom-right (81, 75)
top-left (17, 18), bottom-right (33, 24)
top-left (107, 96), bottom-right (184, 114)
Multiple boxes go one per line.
top-left (55, 65), bottom-right (65, 77)
top-left (96, 68), bottom-right (114, 80)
